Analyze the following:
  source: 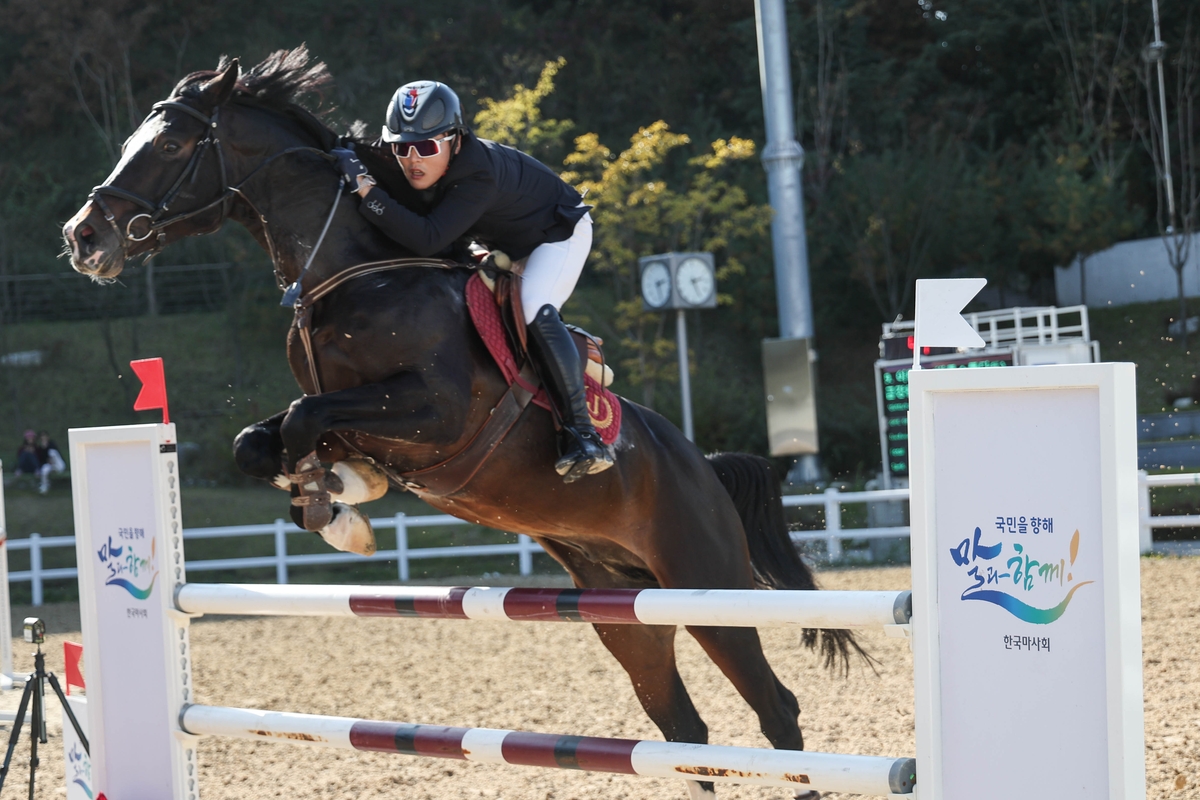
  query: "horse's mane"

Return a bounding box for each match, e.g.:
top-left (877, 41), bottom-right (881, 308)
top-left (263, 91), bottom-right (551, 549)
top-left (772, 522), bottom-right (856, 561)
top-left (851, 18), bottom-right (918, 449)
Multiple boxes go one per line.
top-left (173, 45), bottom-right (358, 150)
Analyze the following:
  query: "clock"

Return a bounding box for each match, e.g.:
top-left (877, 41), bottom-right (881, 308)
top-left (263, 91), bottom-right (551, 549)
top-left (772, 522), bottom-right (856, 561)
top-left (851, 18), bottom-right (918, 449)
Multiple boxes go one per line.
top-left (640, 260), bottom-right (672, 309)
top-left (675, 256), bottom-right (715, 306)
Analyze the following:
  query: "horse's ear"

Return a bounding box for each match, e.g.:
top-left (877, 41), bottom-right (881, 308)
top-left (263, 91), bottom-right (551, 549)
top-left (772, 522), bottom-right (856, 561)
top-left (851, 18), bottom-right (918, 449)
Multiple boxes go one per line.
top-left (205, 58), bottom-right (240, 107)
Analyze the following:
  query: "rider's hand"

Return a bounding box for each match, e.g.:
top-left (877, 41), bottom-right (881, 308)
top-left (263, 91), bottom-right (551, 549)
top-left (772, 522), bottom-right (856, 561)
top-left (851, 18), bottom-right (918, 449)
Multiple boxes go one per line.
top-left (331, 147), bottom-right (375, 195)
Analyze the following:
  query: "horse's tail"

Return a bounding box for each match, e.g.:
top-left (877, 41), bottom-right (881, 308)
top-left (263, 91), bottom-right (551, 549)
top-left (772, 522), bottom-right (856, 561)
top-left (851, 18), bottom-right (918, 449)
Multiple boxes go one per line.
top-left (706, 452), bottom-right (874, 675)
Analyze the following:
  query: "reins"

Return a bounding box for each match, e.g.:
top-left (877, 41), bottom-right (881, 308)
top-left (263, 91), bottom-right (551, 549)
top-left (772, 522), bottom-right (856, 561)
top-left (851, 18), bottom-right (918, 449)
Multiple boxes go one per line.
top-left (290, 257), bottom-right (458, 395)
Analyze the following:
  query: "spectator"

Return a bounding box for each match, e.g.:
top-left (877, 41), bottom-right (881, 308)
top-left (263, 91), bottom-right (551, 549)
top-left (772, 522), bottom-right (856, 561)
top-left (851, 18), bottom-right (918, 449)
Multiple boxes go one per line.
top-left (35, 431), bottom-right (65, 494)
top-left (13, 430), bottom-right (39, 483)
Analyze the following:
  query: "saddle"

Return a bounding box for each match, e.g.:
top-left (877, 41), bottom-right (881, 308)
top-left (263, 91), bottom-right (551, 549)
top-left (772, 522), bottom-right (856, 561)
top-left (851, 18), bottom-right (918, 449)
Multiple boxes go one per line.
top-left (477, 252), bottom-right (614, 389)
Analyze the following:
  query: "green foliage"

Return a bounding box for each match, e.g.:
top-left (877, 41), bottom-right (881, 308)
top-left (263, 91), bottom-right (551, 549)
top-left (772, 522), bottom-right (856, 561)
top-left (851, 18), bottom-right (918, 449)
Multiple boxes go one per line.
top-left (1020, 142), bottom-right (1141, 305)
top-left (473, 58), bottom-right (574, 163)
top-left (831, 138), bottom-right (966, 320)
top-left (561, 122), bottom-right (770, 408)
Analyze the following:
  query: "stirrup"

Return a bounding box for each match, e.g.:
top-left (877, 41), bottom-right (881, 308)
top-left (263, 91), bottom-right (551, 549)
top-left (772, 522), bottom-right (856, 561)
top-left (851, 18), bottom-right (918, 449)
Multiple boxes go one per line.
top-left (555, 428), bottom-right (615, 483)
top-left (288, 451), bottom-right (336, 530)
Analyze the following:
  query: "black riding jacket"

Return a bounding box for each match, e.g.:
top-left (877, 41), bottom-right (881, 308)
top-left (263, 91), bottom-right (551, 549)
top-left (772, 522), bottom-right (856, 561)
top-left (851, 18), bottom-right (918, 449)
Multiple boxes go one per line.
top-left (357, 132), bottom-right (588, 261)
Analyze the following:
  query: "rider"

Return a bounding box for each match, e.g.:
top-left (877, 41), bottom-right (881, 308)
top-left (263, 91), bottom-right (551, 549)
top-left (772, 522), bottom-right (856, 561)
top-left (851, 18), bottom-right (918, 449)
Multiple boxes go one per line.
top-left (329, 81), bottom-right (613, 483)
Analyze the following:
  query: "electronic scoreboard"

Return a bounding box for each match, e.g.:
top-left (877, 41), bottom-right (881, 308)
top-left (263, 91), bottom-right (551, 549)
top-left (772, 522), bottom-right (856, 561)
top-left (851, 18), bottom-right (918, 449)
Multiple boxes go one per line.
top-left (876, 352), bottom-right (1014, 485)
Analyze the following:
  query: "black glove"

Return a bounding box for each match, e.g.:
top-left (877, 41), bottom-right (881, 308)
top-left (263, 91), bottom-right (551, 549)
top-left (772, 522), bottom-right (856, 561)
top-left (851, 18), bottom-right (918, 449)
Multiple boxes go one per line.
top-left (331, 147), bottom-right (373, 192)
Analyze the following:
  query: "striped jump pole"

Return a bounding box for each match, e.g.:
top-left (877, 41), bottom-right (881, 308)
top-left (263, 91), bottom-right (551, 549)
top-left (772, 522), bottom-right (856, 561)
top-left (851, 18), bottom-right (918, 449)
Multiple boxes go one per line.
top-left (175, 584), bottom-right (913, 630)
top-left (180, 705), bottom-right (917, 797)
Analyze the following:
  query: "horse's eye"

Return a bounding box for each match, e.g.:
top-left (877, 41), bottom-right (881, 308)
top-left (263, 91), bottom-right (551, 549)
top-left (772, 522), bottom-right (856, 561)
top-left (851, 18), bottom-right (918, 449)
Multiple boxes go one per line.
top-left (162, 142), bottom-right (181, 154)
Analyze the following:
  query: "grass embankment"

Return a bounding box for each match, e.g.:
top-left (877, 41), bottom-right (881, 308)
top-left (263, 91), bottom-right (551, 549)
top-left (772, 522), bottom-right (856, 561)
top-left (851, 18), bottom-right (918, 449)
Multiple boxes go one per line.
top-left (1089, 298), bottom-right (1199, 412)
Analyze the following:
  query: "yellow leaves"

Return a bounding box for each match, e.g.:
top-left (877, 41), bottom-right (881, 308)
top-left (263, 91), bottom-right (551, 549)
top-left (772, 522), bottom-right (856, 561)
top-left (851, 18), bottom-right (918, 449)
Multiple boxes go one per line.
top-left (473, 57), bottom-right (573, 154)
top-left (689, 136), bottom-right (757, 169)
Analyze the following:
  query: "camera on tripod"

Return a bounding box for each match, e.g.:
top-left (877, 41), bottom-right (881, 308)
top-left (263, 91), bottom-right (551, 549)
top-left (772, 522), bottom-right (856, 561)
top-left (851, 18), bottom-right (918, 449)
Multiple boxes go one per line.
top-left (22, 618), bottom-right (44, 646)
top-left (0, 616), bottom-right (89, 796)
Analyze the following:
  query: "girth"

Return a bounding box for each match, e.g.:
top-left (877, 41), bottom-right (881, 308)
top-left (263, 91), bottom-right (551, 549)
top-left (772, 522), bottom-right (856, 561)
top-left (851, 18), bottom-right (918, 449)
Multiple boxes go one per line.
top-left (292, 258), bottom-right (539, 497)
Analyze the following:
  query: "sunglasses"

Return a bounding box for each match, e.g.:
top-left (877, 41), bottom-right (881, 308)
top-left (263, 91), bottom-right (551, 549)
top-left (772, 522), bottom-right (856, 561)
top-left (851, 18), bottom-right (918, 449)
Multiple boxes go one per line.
top-left (391, 133), bottom-right (456, 160)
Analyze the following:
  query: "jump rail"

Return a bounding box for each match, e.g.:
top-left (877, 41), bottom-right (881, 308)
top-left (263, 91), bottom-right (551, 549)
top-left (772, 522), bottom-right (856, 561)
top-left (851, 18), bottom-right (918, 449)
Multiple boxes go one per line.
top-left (174, 584), bottom-right (913, 630)
top-left (180, 705), bottom-right (917, 797)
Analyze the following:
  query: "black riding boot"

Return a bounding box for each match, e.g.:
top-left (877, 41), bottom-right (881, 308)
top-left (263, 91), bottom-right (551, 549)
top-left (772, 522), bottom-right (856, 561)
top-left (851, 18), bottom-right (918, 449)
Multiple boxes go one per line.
top-left (527, 304), bottom-right (615, 483)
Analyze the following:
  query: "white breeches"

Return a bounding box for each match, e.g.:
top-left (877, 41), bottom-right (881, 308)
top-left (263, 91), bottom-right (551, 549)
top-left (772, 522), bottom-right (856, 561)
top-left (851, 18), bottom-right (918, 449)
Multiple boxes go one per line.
top-left (521, 211), bottom-right (593, 325)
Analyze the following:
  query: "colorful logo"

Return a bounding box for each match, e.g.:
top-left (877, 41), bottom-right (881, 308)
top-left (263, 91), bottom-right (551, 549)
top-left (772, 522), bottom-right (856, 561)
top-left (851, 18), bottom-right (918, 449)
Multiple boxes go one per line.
top-left (96, 534), bottom-right (158, 600)
top-left (950, 525), bottom-right (1091, 624)
top-left (402, 86), bottom-right (420, 118)
top-left (67, 740), bottom-right (92, 798)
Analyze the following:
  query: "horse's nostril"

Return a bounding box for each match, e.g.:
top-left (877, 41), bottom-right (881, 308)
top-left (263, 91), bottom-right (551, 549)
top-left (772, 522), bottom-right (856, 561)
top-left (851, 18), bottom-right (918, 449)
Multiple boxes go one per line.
top-left (78, 224), bottom-right (95, 245)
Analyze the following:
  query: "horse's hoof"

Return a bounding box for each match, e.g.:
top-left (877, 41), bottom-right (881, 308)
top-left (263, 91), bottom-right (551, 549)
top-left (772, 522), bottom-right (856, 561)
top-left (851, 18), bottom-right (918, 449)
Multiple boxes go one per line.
top-left (318, 502), bottom-right (376, 556)
top-left (793, 791), bottom-right (820, 800)
top-left (330, 460), bottom-right (389, 505)
top-left (686, 780), bottom-right (716, 799)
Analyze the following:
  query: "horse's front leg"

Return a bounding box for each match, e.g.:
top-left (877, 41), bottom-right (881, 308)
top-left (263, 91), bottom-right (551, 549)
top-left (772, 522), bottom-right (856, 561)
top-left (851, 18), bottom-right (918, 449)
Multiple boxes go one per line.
top-left (278, 371), bottom-right (467, 551)
top-left (233, 409), bottom-right (390, 502)
top-left (233, 410), bottom-right (289, 486)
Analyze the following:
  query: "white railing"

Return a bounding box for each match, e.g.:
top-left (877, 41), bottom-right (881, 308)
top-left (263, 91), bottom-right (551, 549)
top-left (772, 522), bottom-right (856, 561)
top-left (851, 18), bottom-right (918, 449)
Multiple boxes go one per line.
top-left (1138, 470), bottom-right (1200, 553)
top-left (5, 472), bottom-right (1197, 606)
top-left (884, 305), bottom-right (1091, 350)
top-left (5, 513), bottom-right (540, 607)
top-left (783, 487), bottom-right (910, 562)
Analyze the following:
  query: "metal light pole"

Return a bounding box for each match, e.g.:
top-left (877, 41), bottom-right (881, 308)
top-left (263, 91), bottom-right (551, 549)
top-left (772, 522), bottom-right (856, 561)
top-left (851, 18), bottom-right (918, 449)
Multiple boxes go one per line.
top-left (755, 0), bottom-right (821, 483)
top-left (676, 309), bottom-right (694, 441)
top-left (754, 0), bottom-right (814, 340)
top-left (1149, 0), bottom-right (1176, 231)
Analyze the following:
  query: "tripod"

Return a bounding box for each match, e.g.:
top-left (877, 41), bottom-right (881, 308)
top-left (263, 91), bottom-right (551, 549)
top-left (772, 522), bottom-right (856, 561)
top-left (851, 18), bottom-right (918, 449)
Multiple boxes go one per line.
top-left (0, 643), bottom-right (89, 798)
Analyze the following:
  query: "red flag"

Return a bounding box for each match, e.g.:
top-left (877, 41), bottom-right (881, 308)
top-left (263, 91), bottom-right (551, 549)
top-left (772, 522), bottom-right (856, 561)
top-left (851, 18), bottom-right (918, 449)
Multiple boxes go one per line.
top-left (130, 357), bottom-right (170, 424)
top-left (64, 641), bottom-right (85, 695)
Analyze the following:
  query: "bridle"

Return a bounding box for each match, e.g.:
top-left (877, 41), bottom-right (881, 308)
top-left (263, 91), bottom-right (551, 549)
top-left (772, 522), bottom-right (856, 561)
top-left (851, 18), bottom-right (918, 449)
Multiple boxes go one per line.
top-left (88, 98), bottom-right (339, 293)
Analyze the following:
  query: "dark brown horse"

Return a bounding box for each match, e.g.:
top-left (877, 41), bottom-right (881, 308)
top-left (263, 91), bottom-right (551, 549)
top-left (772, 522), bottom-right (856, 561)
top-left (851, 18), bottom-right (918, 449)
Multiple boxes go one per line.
top-left (62, 48), bottom-right (863, 799)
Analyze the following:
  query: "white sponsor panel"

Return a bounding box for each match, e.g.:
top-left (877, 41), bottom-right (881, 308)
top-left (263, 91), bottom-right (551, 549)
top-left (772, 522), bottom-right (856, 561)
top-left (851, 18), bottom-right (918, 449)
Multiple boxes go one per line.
top-left (63, 695), bottom-right (90, 800)
top-left (910, 363), bottom-right (1145, 800)
top-left (70, 424), bottom-right (196, 800)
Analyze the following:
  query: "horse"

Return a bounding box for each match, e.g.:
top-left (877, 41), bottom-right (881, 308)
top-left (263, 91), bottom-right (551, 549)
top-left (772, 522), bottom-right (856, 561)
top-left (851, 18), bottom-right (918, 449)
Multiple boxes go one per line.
top-left (62, 47), bottom-right (864, 800)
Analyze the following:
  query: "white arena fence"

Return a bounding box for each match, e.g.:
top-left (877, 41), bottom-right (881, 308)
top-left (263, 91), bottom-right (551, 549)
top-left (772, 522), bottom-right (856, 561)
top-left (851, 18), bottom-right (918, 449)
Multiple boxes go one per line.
top-left (5, 470), bottom-right (1194, 606)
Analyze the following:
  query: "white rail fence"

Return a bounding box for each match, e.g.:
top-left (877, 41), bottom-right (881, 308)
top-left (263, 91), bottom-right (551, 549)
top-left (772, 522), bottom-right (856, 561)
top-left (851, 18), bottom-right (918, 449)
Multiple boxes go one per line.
top-left (5, 471), bottom-right (1197, 605)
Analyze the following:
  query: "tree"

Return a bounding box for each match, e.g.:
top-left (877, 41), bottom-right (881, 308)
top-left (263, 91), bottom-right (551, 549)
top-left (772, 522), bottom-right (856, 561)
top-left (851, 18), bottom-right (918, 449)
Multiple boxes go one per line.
top-left (562, 125), bottom-right (770, 408)
top-left (832, 138), bottom-right (964, 321)
top-left (1037, 0), bottom-right (1135, 182)
top-left (1023, 142), bottom-right (1138, 306)
top-left (472, 57), bottom-right (574, 164)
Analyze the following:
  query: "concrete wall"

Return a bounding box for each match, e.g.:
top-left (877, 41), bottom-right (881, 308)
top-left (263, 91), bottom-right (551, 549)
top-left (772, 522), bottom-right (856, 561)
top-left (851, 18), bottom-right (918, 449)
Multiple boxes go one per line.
top-left (1055, 233), bottom-right (1200, 308)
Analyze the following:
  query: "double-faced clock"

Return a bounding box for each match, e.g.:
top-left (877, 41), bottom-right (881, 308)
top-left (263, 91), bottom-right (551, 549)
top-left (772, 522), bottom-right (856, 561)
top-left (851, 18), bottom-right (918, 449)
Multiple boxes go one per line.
top-left (638, 252), bottom-right (717, 310)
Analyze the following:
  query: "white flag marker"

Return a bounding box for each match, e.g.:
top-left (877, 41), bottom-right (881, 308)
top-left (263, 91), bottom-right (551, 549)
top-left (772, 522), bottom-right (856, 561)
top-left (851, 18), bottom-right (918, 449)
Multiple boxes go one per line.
top-left (912, 278), bottom-right (987, 370)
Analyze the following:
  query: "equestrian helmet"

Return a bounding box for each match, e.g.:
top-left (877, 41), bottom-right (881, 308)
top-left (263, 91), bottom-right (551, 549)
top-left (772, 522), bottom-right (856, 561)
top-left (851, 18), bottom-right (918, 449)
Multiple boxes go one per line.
top-left (382, 81), bottom-right (464, 143)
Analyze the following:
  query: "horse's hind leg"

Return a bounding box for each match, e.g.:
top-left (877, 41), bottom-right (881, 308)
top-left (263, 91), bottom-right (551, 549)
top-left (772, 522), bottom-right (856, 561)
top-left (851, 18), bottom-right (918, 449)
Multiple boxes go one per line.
top-left (536, 540), bottom-right (715, 798)
top-left (684, 625), bottom-right (818, 799)
top-left (592, 623), bottom-right (717, 800)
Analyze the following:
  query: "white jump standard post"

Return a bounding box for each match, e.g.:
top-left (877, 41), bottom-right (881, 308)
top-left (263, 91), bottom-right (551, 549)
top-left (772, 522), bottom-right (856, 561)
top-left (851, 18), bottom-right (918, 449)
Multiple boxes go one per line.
top-left (70, 423), bottom-right (197, 799)
top-left (908, 287), bottom-right (1145, 800)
